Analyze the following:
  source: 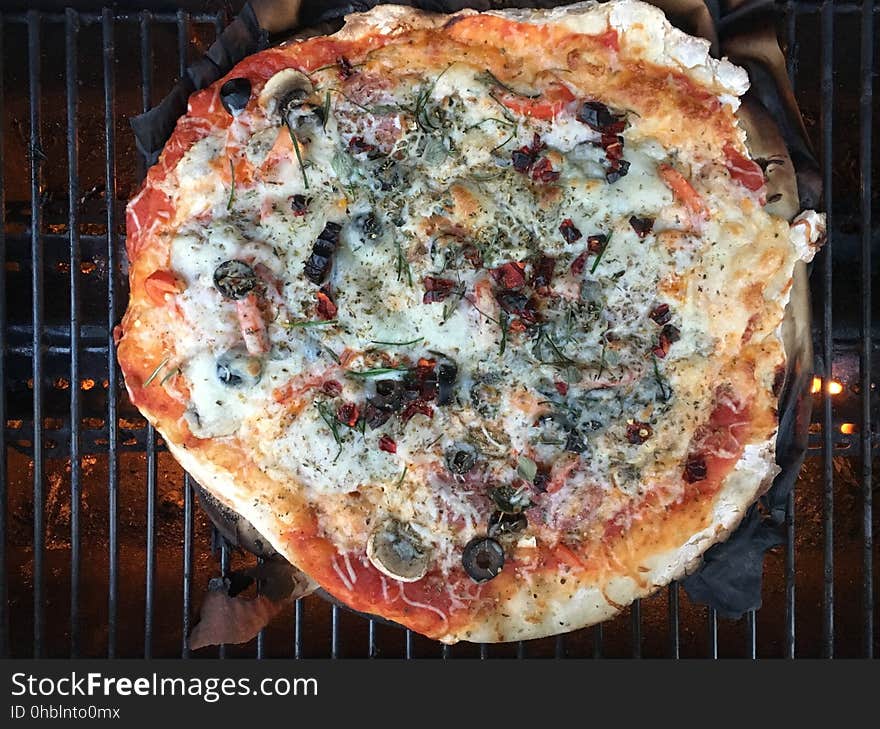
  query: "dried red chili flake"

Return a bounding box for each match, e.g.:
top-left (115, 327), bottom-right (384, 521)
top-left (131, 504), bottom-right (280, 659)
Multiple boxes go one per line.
top-left (491, 261), bottom-right (526, 290)
top-left (348, 136), bottom-right (377, 156)
top-left (289, 194), bottom-right (309, 217)
top-left (531, 256), bottom-right (556, 292)
top-left (422, 276), bottom-right (457, 304)
top-left (605, 159), bottom-right (630, 184)
top-left (316, 289), bottom-right (338, 319)
top-left (626, 420), bottom-right (653, 444)
top-left (586, 234), bottom-right (607, 253)
top-left (554, 380), bottom-right (569, 396)
top-left (322, 379), bottom-right (343, 397)
top-left (462, 244), bottom-right (483, 269)
top-left (401, 398), bottom-right (433, 423)
top-left (414, 357), bottom-right (436, 379)
top-left (511, 133), bottom-right (546, 173)
top-left (651, 338), bottom-right (669, 359)
top-left (408, 358), bottom-right (438, 400)
top-left (683, 454), bottom-right (708, 483)
top-left (575, 101), bottom-right (626, 134)
top-left (649, 303), bottom-right (672, 325)
top-left (511, 148), bottom-right (536, 173)
top-left (337, 56), bottom-right (356, 79)
top-left (570, 250), bottom-right (589, 275)
top-left (652, 325), bottom-right (681, 359)
top-left (629, 215), bottom-right (654, 238)
top-left (336, 402), bottom-right (360, 427)
top-left (378, 434), bottom-right (397, 453)
top-left (662, 324), bottom-right (680, 344)
top-left (559, 218), bottom-right (582, 244)
top-left (602, 134), bottom-right (624, 162)
top-left (531, 157), bottom-right (560, 183)
top-left (496, 290), bottom-right (540, 324)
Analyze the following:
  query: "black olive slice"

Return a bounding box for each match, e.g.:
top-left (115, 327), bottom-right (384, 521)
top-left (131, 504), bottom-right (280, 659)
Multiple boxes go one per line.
top-left (220, 77), bottom-right (252, 116)
top-left (303, 222), bottom-right (342, 285)
top-left (487, 511), bottom-right (527, 538)
top-left (216, 348), bottom-right (263, 388)
top-left (213, 260), bottom-right (257, 300)
top-left (489, 484), bottom-right (530, 513)
top-left (462, 537), bottom-right (504, 583)
top-left (445, 444), bottom-right (477, 475)
top-left (437, 362), bottom-right (457, 406)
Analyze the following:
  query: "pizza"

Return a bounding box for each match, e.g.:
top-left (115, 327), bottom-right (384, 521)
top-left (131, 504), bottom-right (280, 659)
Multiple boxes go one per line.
top-left (118, 0), bottom-right (825, 643)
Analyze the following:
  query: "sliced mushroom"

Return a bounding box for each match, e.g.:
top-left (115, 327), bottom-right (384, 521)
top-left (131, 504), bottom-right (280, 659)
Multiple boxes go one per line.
top-left (258, 68), bottom-right (315, 117)
top-left (366, 520), bottom-right (430, 583)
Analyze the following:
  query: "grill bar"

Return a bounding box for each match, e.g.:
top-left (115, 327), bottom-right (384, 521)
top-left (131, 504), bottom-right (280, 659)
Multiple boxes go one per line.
top-left (294, 599), bottom-right (303, 659)
top-left (784, 0), bottom-right (798, 661)
top-left (28, 9), bottom-right (45, 660)
top-left (102, 7), bottom-right (120, 659)
top-left (668, 582), bottom-right (679, 659)
top-left (746, 610), bottom-right (756, 660)
top-left (858, 0), bottom-right (874, 659)
top-left (182, 476), bottom-right (194, 658)
top-left (65, 8), bottom-right (82, 659)
top-left (631, 599), bottom-right (641, 658)
top-left (707, 608), bottom-right (718, 659)
top-left (0, 11), bottom-right (7, 661)
top-left (819, 0), bottom-right (835, 659)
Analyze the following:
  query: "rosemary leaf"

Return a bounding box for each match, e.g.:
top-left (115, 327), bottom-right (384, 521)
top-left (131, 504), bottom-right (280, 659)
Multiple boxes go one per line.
top-left (226, 158), bottom-right (235, 210)
top-left (287, 122), bottom-right (310, 190)
top-left (322, 90), bottom-right (331, 130)
top-left (143, 357), bottom-right (170, 387)
top-left (590, 232), bottom-right (612, 274)
top-left (370, 337), bottom-right (423, 347)
top-left (282, 319), bottom-right (338, 329)
top-left (345, 367), bottom-right (409, 378)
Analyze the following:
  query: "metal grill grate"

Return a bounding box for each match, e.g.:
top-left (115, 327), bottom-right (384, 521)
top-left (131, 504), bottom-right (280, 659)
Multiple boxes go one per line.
top-left (0, 1), bottom-right (877, 659)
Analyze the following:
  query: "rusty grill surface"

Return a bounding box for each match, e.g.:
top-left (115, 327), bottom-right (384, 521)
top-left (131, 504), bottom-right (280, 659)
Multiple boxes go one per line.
top-left (0, 1), bottom-right (878, 658)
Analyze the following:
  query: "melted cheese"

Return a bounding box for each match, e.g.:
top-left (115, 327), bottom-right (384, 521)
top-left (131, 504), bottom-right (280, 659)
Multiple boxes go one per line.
top-left (150, 25), bottom-right (820, 578)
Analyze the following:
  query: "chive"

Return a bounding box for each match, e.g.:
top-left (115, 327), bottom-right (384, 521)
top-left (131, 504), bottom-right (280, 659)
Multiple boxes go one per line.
top-left (287, 122), bottom-right (310, 189)
top-left (316, 401), bottom-right (343, 462)
top-left (143, 357), bottom-right (170, 387)
top-left (479, 69), bottom-right (541, 99)
top-left (486, 91), bottom-right (518, 123)
top-left (283, 319), bottom-right (338, 328)
top-left (595, 341), bottom-right (607, 381)
top-left (499, 310), bottom-right (510, 355)
top-left (322, 90), bottom-right (331, 130)
top-left (159, 367), bottom-right (179, 386)
top-left (544, 331), bottom-right (577, 365)
top-left (345, 367), bottom-right (409, 378)
top-left (226, 159), bottom-right (235, 210)
top-left (370, 337), bottom-right (423, 347)
top-left (395, 238), bottom-right (412, 286)
top-left (653, 355), bottom-right (670, 402)
top-left (590, 233), bottom-right (612, 274)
